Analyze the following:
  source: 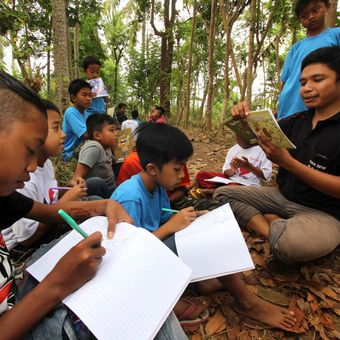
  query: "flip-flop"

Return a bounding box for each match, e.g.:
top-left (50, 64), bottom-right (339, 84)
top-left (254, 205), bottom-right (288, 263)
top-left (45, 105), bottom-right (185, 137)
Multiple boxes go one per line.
top-left (179, 309), bottom-right (209, 331)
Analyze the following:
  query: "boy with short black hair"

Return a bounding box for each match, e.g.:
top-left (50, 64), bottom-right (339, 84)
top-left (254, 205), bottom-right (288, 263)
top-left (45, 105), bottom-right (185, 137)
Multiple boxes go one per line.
top-left (215, 46), bottom-right (340, 267)
top-left (83, 55), bottom-right (108, 116)
top-left (114, 102), bottom-right (128, 128)
top-left (278, 0), bottom-right (340, 119)
top-left (70, 113), bottom-right (117, 198)
top-left (62, 79), bottom-right (93, 160)
top-left (111, 122), bottom-right (297, 331)
top-left (2, 99), bottom-right (88, 251)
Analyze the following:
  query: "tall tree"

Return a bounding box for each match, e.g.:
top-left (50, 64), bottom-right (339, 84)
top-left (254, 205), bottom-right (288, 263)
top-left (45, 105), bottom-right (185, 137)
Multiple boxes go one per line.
top-left (204, 0), bottom-right (218, 130)
top-left (183, 0), bottom-right (197, 127)
top-left (150, 0), bottom-right (177, 115)
top-left (52, 0), bottom-right (70, 111)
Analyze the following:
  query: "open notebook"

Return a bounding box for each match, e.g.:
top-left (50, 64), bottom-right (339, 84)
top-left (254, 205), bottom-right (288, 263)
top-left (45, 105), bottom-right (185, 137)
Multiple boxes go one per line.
top-left (27, 217), bottom-right (192, 340)
top-left (175, 203), bottom-right (254, 282)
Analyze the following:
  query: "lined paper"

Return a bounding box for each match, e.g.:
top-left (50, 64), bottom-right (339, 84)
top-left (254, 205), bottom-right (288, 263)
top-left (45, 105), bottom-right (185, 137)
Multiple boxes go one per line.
top-left (175, 204), bottom-right (254, 282)
top-left (28, 217), bottom-right (192, 340)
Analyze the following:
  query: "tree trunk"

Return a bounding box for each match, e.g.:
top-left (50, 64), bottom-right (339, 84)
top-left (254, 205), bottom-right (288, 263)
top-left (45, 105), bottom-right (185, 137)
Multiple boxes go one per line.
top-left (52, 0), bottom-right (70, 112)
top-left (204, 0), bottom-right (217, 131)
top-left (184, 0), bottom-right (197, 128)
top-left (245, 0), bottom-right (256, 104)
top-left (326, 0), bottom-right (338, 27)
top-left (73, 23), bottom-right (80, 78)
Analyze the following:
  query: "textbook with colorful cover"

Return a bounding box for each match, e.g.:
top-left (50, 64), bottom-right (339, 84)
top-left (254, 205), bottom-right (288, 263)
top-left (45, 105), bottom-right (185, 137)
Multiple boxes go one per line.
top-left (225, 108), bottom-right (296, 149)
top-left (175, 203), bottom-right (254, 282)
top-left (27, 217), bottom-right (192, 340)
top-left (113, 128), bottom-right (135, 163)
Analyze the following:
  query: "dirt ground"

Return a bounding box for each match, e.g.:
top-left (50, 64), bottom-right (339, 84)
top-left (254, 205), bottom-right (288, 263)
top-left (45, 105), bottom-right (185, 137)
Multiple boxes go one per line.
top-left (182, 126), bottom-right (340, 340)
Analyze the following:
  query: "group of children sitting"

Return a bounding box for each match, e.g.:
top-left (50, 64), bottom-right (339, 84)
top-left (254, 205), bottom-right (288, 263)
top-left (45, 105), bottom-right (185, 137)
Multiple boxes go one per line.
top-left (0, 4), bottom-right (339, 335)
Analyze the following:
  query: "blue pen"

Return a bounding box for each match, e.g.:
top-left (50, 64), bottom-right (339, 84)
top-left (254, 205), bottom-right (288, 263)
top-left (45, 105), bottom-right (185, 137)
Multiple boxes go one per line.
top-left (58, 209), bottom-right (89, 238)
top-left (161, 208), bottom-right (179, 213)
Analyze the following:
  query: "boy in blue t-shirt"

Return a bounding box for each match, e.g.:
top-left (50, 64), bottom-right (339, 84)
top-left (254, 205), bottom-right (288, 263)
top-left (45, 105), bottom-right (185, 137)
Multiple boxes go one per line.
top-left (111, 123), bottom-right (297, 331)
top-left (278, 0), bottom-right (340, 119)
top-left (83, 56), bottom-right (108, 116)
top-left (62, 79), bottom-right (93, 161)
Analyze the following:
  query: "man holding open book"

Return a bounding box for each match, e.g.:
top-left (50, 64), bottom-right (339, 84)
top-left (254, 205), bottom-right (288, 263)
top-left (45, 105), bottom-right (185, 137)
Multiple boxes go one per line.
top-left (214, 46), bottom-right (340, 268)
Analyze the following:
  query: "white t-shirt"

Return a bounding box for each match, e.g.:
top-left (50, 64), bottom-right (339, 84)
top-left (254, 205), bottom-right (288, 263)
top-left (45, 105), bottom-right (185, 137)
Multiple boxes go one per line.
top-left (222, 144), bottom-right (272, 186)
top-left (2, 159), bottom-right (58, 250)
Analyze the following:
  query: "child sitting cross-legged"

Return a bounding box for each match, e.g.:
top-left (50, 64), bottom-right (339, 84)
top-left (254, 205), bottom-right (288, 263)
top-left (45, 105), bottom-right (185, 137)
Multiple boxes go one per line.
top-left (190, 134), bottom-right (272, 198)
top-left (70, 114), bottom-right (117, 199)
top-left (111, 122), bottom-right (297, 331)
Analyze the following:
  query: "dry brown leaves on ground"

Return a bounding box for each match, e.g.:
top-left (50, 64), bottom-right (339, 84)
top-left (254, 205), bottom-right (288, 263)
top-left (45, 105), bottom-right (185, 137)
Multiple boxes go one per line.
top-left (182, 126), bottom-right (340, 340)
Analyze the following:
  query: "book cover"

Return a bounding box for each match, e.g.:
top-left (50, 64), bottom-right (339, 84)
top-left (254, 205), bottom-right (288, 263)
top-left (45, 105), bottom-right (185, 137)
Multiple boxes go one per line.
top-left (113, 128), bottom-right (135, 163)
top-left (225, 118), bottom-right (258, 145)
top-left (88, 77), bottom-right (109, 98)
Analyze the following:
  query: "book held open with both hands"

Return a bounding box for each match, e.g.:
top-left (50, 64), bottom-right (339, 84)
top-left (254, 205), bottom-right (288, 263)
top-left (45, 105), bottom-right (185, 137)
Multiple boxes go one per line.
top-left (27, 204), bottom-right (253, 340)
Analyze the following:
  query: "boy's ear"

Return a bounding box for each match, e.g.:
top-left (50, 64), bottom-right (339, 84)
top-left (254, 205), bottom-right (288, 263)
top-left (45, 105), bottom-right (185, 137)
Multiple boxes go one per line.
top-left (70, 94), bottom-right (76, 103)
top-left (145, 163), bottom-right (159, 176)
top-left (93, 130), bottom-right (102, 140)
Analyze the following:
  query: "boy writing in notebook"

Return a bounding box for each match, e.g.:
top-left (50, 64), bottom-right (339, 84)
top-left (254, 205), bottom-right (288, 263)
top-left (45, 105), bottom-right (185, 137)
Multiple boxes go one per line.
top-left (2, 99), bottom-right (88, 252)
top-left (111, 123), bottom-right (297, 331)
top-left (0, 71), bottom-right (186, 339)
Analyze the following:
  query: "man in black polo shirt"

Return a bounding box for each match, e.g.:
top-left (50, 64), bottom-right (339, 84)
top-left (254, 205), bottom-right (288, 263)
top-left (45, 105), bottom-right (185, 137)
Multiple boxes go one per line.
top-left (214, 46), bottom-right (340, 266)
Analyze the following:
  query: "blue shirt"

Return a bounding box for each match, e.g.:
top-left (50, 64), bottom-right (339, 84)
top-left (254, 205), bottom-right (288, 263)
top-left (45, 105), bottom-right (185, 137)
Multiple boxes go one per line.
top-left (278, 28), bottom-right (340, 120)
top-left (85, 97), bottom-right (106, 116)
top-left (111, 174), bottom-right (172, 231)
top-left (62, 106), bottom-right (89, 161)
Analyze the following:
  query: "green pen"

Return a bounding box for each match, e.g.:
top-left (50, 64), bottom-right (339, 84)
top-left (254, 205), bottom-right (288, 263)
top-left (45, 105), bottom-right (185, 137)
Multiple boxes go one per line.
top-left (161, 208), bottom-right (179, 213)
top-left (58, 209), bottom-right (89, 238)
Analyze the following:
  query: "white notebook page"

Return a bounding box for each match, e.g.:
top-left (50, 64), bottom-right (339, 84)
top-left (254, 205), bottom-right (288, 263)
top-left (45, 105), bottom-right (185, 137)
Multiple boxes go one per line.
top-left (28, 217), bottom-right (192, 340)
top-left (175, 204), bottom-right (254, 282)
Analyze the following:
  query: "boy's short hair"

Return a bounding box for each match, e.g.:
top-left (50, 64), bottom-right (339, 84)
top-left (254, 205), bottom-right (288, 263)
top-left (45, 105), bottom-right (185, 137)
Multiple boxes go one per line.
top-left (295, 0), bottom-right (329, 17)
top-left (301, 46), bottom-right (340, 80)
top-left (82, 56), bottom-right (102, 70)
top-left (68, 79), bottom-right (92, 101)
top-left (86, 113), bottom-right (116, 139)
top-left (155, 105), bottom-right (165, 116)
top-left (0, 71), bottom-right (46, 132)
top-left (117, 103), bottom-right (127, 111)
top-left (41, 99), bottom-right (61, 115)
top-left (131, 110), bottom-right (139, 119)
top-left (136, 123), bottom-right (193, 170)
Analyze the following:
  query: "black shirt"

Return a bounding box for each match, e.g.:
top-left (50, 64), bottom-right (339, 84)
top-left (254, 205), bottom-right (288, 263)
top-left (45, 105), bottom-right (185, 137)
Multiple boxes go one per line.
top-left (0, 191), bottom-right (34, 231)
top-left (277, 110), bottom-right (340, 220)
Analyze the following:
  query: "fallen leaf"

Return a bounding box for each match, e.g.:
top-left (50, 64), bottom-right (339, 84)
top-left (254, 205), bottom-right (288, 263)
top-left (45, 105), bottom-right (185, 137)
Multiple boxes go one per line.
top-left (319, 313), bottom-right (335, 330)
top-left (286, 296), bottom-right (306, 333)
top-left (273, 270), bottom-right (300, 282)
top-left (205, 309), bottom-right (227, 336)
top-left (251, 251), bottom-right (266, 267)
top-left (304, 284), bottom-right (326, 301)
top-left (258, 277), bottom-right (275, 287)
top-left (255, 287), bottom-right (290, 306)
top-left (191, 334), bottom-right (202, 340)
top-left (334, 308), bottom-right (340, 317)
top-left (321, 287), bottom-right (340, 302)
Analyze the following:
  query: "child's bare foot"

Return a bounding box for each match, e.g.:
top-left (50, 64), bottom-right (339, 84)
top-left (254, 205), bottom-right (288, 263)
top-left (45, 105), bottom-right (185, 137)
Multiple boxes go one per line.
top-left (232, 294), bottom-right (296, 330)
top-left (194, 278), bottom-right (224, 295)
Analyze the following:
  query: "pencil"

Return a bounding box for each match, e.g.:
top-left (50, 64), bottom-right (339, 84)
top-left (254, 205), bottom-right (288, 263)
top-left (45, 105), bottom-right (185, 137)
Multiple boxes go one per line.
top-left (161, 208), bottom-right (179, 213)
top-left (58, 209), bottom-right (89, 238)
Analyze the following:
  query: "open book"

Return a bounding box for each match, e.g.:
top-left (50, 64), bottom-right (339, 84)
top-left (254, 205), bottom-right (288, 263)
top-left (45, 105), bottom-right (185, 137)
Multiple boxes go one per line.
top-left (175, 203), bottom-right (254, 282)
top-left (225, 109), bottom-right (295, 149)
top-left (88, 77), bottom-right (109, 98)
top-left (27, 217), bottom-right (191, 340)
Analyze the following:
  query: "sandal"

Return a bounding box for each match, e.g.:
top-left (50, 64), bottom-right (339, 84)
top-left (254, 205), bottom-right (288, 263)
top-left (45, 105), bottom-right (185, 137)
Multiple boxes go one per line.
top-left (176, 297), bottom-right (210, 331)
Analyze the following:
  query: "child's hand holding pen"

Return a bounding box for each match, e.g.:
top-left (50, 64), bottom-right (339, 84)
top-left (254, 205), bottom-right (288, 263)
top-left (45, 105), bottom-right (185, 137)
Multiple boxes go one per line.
top-left (163, 207), bottom-right (208, 233)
